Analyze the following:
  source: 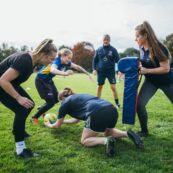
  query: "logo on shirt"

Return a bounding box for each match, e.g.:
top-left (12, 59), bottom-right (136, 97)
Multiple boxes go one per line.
top-left (108, 51), bottom-right (113, 56)
top-left (103, 56), bottom-right (108, 61)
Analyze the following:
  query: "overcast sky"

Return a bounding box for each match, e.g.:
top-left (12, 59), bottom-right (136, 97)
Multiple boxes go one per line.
top-left (0, 0), bottom-right (172, 52)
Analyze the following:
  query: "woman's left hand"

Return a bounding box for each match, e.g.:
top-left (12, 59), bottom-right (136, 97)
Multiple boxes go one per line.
top-left (140, 66), bottom-right (149, 74)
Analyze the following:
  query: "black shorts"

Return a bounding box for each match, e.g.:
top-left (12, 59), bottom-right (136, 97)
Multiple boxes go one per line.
top-left (97, 69), bottom-right (116, 85)
top-left (35, 76), bottom-right (58, 101)
top-left (85, 105), bottom-right (118, 132)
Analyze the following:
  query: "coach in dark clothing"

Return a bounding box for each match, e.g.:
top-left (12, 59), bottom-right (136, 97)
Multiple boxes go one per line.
top-left (92, 34), bottom-right (120, 108)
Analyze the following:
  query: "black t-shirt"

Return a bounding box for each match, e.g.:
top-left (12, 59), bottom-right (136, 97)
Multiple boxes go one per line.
top-left (140, 44), bottom-right (171, 86)
top-left (0, 52), bottom-right (33, 85)
top-left (58, 94), bottom-right (112, 120)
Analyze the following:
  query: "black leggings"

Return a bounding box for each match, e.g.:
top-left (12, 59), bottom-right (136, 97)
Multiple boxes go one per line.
top-left (0, 86), bottom-right (34, 142)
top-left (137, 79), bottom-right (173, 132)
top-left (32, 98), bottom-right (57, 119)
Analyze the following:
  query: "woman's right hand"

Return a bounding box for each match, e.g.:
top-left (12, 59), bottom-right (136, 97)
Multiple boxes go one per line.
top-left (66, 70), bottom-right (74, 75)
top-left (16, 95), bottom-right (34, 109)
top-left (93, 70), bottom-right (97, 75)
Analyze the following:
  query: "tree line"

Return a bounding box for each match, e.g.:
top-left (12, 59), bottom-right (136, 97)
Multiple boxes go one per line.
top-left (0, 33), bottom-right (172, 71)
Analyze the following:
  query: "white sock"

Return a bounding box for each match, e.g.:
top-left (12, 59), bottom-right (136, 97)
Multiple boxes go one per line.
top-left (16, 141), bottom-right (26, 155)
top-left (104, 138), bottom-right (108, 145)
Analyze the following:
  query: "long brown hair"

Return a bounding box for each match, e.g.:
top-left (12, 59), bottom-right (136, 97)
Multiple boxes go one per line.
top-left (135, 21), bottom-right (171, 62)
top-left (33, 39), bottom-right (57, 55)
top-left (58, 88), bottom-right (74, 101)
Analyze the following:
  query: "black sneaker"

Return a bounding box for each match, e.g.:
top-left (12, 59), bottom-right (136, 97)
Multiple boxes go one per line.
top-left (106, 137), bottom-right (116, 157)
top-left (127, 129), bottom-right (144, 149)
top-left (137, 131), bottom-right (148, 137)
top-left (16, 148), bottom-right (40, 158)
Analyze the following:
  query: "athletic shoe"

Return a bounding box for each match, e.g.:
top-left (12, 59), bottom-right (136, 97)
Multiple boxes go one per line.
top-left (137, 131), bottom-right (149, 137)
top-left (106, 137), bottom-right (116, 157)
top-left (16, 148), bottom-right (40, 158)
top-left (127, 129), bottom-right (144, 149)
top-left (30, 117), bottom-right (39, 125)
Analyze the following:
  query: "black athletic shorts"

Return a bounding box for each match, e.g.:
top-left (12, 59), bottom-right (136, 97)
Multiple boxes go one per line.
top-left (97, 69), bottom-right (116, 85)
top-left (85, 105), bottom-right (118, 132)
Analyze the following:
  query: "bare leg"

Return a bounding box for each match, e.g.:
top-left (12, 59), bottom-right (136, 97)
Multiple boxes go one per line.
top-left (105, 128), bottom-right (128, 138)
top-left (110, 84), bottom-right (118, 100)
top-left (96, 85), bottom-right (103, 98)
top-left (81, 128), bottom-right (107, 147)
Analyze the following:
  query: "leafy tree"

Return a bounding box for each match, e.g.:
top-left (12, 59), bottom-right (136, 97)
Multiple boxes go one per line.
top-left (164, 33), bottom-right (173, 67)
top-left (72, 42), bottom-right (95, 72)
top-left (120, 47), bottom-right (140, 58)
top-left (20, 45), bottom-right (29, 51)
top-left (0, 43), bottom-right (18, 62)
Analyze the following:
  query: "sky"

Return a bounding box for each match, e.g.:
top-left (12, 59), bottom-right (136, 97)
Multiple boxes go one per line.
top-left (0, 0), bottom-right (173, 52)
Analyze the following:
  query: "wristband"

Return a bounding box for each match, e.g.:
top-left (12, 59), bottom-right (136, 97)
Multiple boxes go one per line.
top-left (15, 94), bottom-right (20, 100)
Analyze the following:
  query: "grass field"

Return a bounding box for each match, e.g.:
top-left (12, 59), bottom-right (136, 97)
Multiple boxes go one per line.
top-left (0, 73), bottom-right (173, 173)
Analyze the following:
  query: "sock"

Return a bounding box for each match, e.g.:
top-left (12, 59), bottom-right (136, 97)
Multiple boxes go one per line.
top-left (16, 141), bottom-right (26, 155)
top-left (104, 138), bottom-right (108, 145)
top-left (115, 99), bottom-right (119, 105)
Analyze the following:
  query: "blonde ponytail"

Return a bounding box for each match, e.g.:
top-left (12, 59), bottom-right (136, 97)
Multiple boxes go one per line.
top-left (34, 39), bottom-right (57, 55)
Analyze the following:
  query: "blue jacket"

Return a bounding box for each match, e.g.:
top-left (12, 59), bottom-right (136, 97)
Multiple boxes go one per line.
top-left (93, 45), bottom-right (119, 71)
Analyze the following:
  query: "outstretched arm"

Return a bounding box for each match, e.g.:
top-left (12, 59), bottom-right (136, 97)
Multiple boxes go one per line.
top-left (45, 118), bottom-right (64, 129)
top-left (50, 64), bottom-right (73, 76)
top-left (63, 118), bottom-right (80, 124)
top-left (71, 63), bottom-right (94, 81)
top-left (71, 63), bottom-right (89, 75)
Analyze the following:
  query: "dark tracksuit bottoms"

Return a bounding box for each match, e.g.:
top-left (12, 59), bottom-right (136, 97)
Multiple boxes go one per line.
top-left (137, 79), bottom-right (173, 132)
top-left (0, 85), bottom-right (34, 142)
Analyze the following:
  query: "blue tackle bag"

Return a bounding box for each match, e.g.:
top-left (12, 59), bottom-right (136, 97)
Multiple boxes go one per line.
top-left (118, 57), bottom-right (139, 125)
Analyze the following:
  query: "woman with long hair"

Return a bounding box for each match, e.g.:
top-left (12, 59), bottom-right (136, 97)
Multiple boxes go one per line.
top-left (135, 21), bottom-right (173, 137)
top-left (0, 39), bottom-right (57, 158)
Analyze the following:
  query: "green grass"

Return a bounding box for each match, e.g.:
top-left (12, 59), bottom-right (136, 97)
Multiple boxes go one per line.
top-left (0, 74), bottom-right (173, 173)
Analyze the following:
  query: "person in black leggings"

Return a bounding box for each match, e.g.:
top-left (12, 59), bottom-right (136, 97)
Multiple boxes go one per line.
top-left (135, 21), bottom-right (173, 137)
top-left (0, 39), bottom-right (57, 158)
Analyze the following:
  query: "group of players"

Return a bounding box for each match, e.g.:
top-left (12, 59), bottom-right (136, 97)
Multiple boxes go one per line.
top-left (0, 21), bottom-right (172, 158)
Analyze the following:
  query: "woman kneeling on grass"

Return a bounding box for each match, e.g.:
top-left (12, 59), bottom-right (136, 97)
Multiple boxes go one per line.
top-left (44, 88), bottom-right (143, 157)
